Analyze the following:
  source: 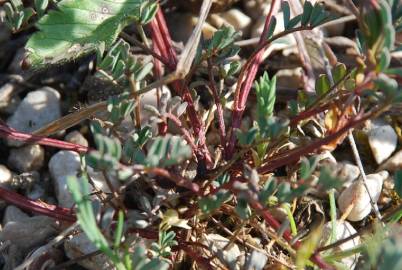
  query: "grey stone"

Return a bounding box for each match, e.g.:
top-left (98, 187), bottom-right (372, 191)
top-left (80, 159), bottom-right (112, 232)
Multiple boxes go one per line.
top-left (368, 122), bottom-right (397, 164)
top-left (8, 144), bottom-right (45, 172)
top-left (0, 213), bottom-right (58, 252)
top-left (6, 87), bottom-right (61, 146)
top-left (203, 233), bottom-right (244, 270)
top-left (65, 131), bottom-right (89, 148)
top-left (244, 250), bottom-right (267, 270)
top-left (48, 151), bottom-right (81, 208)
top-left (49, 151), bottom-right (113, 208)
top-left (379, 150), bottom-right (402, 172)
top-left (64, 232), bottom-right (113, 270)
top-left (336, 162), bottom-right (360, 187)
top-left (0, 83), bottom-right (20, 113)
top-left (3, 205), bottom-right (28, 225)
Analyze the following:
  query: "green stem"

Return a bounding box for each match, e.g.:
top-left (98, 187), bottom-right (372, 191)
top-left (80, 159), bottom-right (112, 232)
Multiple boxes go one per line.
top-left (328, 189), bottom-right (337, 244)
top-left (283, 203), bottom-right (298, 236)
top-left (137, 25), bottom-right (150, 48)
top-left (323, 244), bottom-right (365, 262)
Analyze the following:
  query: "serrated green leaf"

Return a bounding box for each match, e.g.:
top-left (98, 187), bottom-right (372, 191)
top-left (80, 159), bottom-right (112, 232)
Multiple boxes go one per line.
top-left (25, 0), bottom-right (157, 67)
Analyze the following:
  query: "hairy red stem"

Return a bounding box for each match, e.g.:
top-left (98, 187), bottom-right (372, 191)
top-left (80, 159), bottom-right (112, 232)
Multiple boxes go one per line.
top-left (258, 111), bottom-right (371, 174)
top-left (226, 0), bottom-right (281, 158)
top-left (143, 167), bottom-right (200, 194)
top-left (149, 6), bottom-right (212, 167)
top-left (0, 124), bottom-right (88, 153)
top-left (165, 113), bottom-right (198, 154)
top-left (0, 187), bottom-right (76, 222)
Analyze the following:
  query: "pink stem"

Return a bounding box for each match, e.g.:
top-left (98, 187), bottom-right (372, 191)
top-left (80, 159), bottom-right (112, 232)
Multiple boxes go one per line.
top-left (0, 124), bottom-right (88, 153)
top-left (144, 167), bottom-right (200, 194)
top-left (226, 0), bottom-right (281, 158)
top-left (149, 6), bottom-right (213, 168)
top-left (0, 187), bottom-right (76, 222)
top-left (258, 111), bottom-right (370, 174)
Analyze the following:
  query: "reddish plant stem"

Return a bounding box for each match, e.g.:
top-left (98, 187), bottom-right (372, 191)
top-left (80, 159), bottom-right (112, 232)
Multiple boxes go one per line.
top-left (155, 9), bottom-right (178, 67)
top-left (143, 167), bottom-right (200, 194)
top-left (0, 187), bottom-right (76, 222)
top-left (225, 0), bottom-right (279, 158)
top-left (165, 113), bottom-right (197, 151)
top-left (207, 59), bottom-right (226, 149)
top-left (290, 103), bottom-right (331, 127)
top-left (149, 7), bottom-right (212, 167)
top-left (258, 110), bottom-right (372, 174)
top-left (0, 124), bottom-right (88, 153)
top-left (180, 244), bottom-right (214, 270)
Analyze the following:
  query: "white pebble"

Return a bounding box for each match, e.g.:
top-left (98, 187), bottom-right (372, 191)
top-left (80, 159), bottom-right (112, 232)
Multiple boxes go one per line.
top-left (48, 151), bottom-right (81, 208)
top-left (211, 9), bottom-right (252, 36)
top-left (338, 171), bottom-right (388, 221)
top-left (379, 149), bottom-right (402, 172)
top-left (0, 165), bottom-right (13, 189)
top-left (368, 123), bottom-right (397, 164)
top-left (321, 221), bottom-right (360, 270)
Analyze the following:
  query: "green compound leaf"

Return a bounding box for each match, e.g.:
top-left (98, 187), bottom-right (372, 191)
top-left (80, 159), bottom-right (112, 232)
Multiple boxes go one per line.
top-left (24, 0), bottom-right (157, 67)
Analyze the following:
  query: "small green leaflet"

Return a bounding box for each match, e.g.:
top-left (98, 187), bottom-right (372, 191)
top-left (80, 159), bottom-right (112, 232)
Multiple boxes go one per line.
top-left (25, 0), bottom-right (157, 67)
top-left (394, 170), bottom-right (402, 198)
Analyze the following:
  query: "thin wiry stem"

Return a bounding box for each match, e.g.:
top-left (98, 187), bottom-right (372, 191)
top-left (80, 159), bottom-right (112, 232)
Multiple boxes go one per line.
top-left (207, 58), bottom-right (226, 150)
top-left (347, 132), bottom-right (384, 222)
top-left (316, 36), bottom-right (384, 223)
top-left (164, 112), bottom-right (198, 152)
top-left (129, 75), bottom-right (142, 129)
